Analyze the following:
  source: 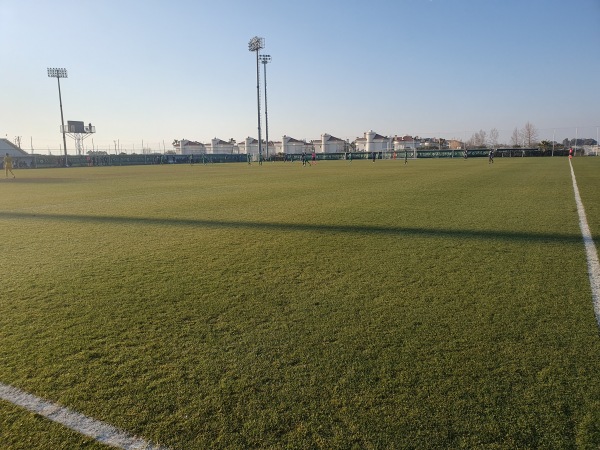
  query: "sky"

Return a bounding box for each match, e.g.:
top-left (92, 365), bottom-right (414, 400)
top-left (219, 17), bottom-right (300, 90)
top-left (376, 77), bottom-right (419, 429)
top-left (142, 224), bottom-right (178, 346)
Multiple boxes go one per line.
top-left (1, 0), bottom-right (599, 153)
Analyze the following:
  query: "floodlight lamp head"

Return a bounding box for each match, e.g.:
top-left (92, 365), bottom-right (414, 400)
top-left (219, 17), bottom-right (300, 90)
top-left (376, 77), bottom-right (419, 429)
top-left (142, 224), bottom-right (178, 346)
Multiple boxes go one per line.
top-left (248, 36), bottom-right (265, 52)
top-left (259, 54), bottom-right (272, 64)
top-left (47, 67), bottom-right (68, 78)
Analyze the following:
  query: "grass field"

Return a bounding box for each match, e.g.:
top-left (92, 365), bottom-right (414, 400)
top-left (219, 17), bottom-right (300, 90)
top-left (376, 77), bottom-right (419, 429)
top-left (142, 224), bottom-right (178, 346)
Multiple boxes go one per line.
top-left (1, 157), bottom-right (599, 449)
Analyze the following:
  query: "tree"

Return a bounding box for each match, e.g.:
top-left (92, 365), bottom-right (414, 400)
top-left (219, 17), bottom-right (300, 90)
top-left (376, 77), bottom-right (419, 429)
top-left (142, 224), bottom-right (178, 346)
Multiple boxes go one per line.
top-left (519, 121), bottom-right (538, 147)
top-left (511, 127), bottom-right (521, 147)
top-left (566, 138), bottom-right (598, 147)
top-left (488, 128), bottom-right (499, 149)
top-left (539, 140), bottom-right (553, 154)
top-left (468, 129), bottom-right (487, 148)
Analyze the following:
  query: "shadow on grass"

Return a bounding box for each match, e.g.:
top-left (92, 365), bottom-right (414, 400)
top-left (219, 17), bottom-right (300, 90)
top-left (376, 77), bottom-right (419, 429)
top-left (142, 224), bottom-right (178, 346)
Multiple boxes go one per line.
top-left (0, 210), bottom-right (584, 244)
top-left (0, 178), bottom-right (77, 184)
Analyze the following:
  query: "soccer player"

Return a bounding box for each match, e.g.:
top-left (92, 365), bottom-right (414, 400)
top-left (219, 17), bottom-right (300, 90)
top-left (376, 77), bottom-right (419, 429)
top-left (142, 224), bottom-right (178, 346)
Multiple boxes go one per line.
top-left (4, 153), bottom-right (15, 178)
top-left (488, 149), bottom-right (494, 164)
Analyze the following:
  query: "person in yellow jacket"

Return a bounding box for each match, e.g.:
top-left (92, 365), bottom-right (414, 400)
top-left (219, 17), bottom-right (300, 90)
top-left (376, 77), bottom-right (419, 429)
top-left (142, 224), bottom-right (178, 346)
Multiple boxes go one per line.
top-left (4, 153), bottom-right (15, 178)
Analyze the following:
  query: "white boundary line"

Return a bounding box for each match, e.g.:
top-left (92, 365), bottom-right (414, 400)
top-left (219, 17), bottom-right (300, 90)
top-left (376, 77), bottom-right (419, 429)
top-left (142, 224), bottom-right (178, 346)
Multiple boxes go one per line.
top-left (569, 160), bottom-right (600, 327)
top-left (0, 383), bottom-right (168, 450)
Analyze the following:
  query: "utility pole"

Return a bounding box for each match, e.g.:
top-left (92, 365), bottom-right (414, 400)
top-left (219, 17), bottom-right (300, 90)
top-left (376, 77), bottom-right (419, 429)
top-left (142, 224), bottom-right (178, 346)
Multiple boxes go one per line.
top-left (260, 54), bottom-right (272, 160)
top-left (248, 36), bottom-right (265, 163)
top-left (47, 68), bottom-right (69, 166)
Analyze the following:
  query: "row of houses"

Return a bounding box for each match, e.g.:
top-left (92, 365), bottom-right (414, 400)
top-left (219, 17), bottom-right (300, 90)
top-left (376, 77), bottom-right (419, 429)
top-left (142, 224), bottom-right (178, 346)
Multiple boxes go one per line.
top-left (176, 131), bottom-right (465, 157)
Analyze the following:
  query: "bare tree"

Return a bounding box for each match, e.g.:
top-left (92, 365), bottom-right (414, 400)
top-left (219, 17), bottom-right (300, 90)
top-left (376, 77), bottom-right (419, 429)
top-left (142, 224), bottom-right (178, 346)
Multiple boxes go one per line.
top-left (519, 121), bottom-right (539, 147)
top-left (468, 129), bottom-right (488, 148)
top-left (479, 130), bottom-right (487, 148)
top-left (511, 127), bottom-right (520, 147)
top-left (488, 128), bottom-right (499, 149)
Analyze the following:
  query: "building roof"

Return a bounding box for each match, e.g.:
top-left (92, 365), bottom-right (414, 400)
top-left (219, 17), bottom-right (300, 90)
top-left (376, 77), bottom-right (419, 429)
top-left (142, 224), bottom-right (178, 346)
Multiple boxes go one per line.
top-left (357, 131), bottom-right (389, 141)
top-left (0, 139), bottom-right (29, 156)
top-left (371, 133), bottom-right (387, 140)
top-left (182, 140), bottom-right (204, 146)
top-left (394, 135), bottom-right (415, 142)
top-left (323, 134), bottom-right (345, 143)
top-left (285, 137), bottom-right (305, 144)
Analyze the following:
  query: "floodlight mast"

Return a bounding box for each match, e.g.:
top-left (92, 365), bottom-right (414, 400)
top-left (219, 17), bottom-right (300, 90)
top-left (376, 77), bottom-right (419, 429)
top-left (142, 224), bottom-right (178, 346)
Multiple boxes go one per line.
top-left (248, 36), bottom-right (264, 162)
top-left (259, 54), bottom-right (272, 160)
top-left (47, 68), bottom-right (69, 165)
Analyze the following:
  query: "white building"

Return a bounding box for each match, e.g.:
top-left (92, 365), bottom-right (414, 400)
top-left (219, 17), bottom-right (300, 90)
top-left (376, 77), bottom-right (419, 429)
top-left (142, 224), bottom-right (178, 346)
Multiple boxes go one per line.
top-left (209, 138), bottom-right (238, 154)
top-left (177, 138), bottom-right (240, 155)
top-left (241, 137), bottom-right (260, 159)
top-left (354, 130), bottom-right (392, 153)
top-left (392, 135), bottom-right (420, 150)
top-left (313, 133), bottom-right (346, 153)
top-left (0, 138), bottom-right (28, 156)
top-left (172, 130), bottom-right (426, 158)
top-left (176, 140), bottom-right (207, 154)
top-left (238, 137), bottom-right (275, 158)
top-left (278, 135), bottom-right (310, 154)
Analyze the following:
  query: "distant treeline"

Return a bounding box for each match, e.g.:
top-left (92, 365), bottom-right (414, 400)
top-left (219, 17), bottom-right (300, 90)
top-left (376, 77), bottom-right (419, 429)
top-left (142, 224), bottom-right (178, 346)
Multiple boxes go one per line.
top-left (563, 138), bottom-right (598, 147)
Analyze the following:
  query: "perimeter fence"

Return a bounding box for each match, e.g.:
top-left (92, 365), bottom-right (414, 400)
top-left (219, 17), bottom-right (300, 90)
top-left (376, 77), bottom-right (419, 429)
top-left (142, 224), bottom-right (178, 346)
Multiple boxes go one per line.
top-left (1, 147), bottom-right (586, 169)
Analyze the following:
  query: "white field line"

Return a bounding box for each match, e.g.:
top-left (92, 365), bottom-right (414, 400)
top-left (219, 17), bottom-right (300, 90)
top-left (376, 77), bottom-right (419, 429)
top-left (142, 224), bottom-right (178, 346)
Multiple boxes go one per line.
top-left (569, 160), bottom-right (600, 327)
top-left (0, 383), bottom-right (169, 450)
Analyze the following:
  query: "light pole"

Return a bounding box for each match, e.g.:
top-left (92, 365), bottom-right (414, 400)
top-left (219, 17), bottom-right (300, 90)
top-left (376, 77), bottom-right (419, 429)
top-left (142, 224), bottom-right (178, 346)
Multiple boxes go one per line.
top-left (259, 54), bottom-right (271, 160)
top-left (248, 36), bottom-right (264, 163)
top-left (47, 68), bottom-right (69, 166)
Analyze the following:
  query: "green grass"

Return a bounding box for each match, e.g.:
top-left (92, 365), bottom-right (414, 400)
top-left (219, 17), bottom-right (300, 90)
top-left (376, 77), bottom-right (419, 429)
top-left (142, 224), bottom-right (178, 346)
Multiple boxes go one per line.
top-left (1, 157), bottom-right (600, 449)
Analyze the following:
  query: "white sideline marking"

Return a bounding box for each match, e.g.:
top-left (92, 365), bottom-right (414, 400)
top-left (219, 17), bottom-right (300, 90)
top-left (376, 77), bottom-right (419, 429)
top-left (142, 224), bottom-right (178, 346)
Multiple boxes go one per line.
top-left (569, 160), bottom-right (600, 327)
top-left (0, 383), bottom-right (168, 450)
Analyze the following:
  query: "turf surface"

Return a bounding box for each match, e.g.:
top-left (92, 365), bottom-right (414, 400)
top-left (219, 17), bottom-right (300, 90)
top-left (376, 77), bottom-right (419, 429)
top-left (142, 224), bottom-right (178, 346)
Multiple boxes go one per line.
top-left (1, 157), bottom-right (599, 449)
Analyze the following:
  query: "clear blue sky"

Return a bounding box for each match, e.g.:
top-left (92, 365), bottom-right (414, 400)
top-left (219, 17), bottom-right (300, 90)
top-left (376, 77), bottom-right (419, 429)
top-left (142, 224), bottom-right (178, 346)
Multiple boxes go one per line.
top-left (1, 0), bottom-right (599, 153)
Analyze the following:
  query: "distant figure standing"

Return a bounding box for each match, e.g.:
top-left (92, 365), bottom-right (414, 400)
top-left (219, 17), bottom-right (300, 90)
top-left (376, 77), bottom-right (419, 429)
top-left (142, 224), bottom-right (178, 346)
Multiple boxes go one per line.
top-left (404, 151), bottom-right (408, 165)
top-left (301, 151), bottom-right (307, 166)
top-left (488, 149), bottom-right (494, 164)
top-left (463, 149), bottom-right (468, 159)
top-left (311, 152), bottom-right (316, 165)
top-left (372, 152), bottom-right (376, 163)
top-left (4, 153), bottom-right (15, 178)
top-left (569, 147), bottom-right (573, 160)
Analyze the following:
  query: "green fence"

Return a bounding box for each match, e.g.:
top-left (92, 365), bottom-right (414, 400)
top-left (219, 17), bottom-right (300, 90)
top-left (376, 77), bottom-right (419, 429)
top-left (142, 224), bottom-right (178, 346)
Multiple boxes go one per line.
top-left (2, 148), bottom-right (578, 170)
top-left (3, 153), bottom-right (249, 169)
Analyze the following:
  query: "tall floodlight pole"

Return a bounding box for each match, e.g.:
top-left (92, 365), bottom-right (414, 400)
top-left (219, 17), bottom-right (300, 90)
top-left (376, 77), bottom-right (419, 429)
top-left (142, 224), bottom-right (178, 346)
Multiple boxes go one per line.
top-left (259, 54), bottom-right (272, 160)
top-left (47, 68), bottom-right (69, 165)
top-left (248, 37), bottom-right (264, 162)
